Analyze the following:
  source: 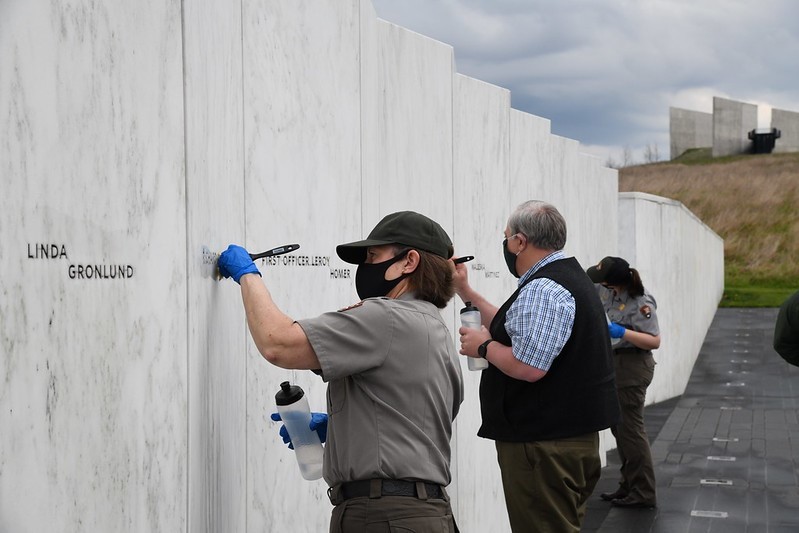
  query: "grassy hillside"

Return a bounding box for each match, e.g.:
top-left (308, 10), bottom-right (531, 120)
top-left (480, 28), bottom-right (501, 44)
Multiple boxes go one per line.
top-left (618, 149), bottom-right (799, 307)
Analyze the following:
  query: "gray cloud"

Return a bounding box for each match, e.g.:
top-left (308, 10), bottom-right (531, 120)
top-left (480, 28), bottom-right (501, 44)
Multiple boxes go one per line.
top-left (371, 0), bottom-right (799, 163)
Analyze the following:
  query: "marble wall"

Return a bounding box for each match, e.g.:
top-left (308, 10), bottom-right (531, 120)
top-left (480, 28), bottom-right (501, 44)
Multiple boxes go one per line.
top-left (0, 0), bottom-right (723, 531)
top-left (0, 0), bottom-right (187, 531)
top-left (618, 193), bottom-right (725, 402)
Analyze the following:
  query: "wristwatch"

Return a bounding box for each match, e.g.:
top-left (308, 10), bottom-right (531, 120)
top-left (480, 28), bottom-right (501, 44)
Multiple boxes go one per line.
top-left (477, 339), bottom-right (494, 358)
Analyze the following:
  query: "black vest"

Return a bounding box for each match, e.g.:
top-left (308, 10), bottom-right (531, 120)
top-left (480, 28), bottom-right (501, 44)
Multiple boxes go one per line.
top-left (478, 257), bottom-right (620, 441)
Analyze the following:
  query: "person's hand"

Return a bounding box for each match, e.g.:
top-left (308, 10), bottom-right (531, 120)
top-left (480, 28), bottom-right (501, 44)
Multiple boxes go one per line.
top-left (451, 258), bottom-right (470, 297)
top-left (270, 412), bottom-right (328, 449)
top-left (458, 325), bottom-right (491, 358)
top-left (309, 412), bottom-right (328, 443)
top-left (608, 322), bottom-right (626, 339)
top-left (272, 414), bottom-right (294, 449)
top-left (218, 244), bottom-right (260, 283)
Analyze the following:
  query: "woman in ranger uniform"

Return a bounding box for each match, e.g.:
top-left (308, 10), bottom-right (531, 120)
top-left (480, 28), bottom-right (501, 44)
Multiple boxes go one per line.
top-left (218, 211), bottom-right (464, 533)
top-left (587, 256), bottom-right (661, 509)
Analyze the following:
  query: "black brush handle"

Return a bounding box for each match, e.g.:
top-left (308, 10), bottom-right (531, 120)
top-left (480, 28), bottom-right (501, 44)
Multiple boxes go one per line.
top-left (249, 244), bottom-right (300, 260)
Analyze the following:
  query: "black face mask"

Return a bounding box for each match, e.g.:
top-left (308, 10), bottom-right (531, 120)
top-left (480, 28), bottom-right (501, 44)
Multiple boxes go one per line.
top-left (503, 238), bottom-right (520, 278)
top-left (355, 249), bottom-right (411, 300)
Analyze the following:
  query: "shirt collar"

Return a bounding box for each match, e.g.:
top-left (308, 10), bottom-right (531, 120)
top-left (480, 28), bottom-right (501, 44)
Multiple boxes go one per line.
top-left (396, 291), bottom-right (418, 301)
top-left (518, 250), bottom-right (565, 285)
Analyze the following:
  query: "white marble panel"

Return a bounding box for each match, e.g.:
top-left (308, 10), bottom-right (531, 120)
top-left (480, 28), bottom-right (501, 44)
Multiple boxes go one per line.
top-left (567, 155), bottom-right (619, 268)
top-left (360, 0), bottom-right (381, 231)
top-left (451, 73), bottom-right (513, 531)
top-left (542, 134), bottom-right (578, 206)
top-left (508, 114), bottom-right (618, 282)
top-left (182, 1), bottom-right (248, 531)
top-left (242, 1), bottom-right (363, 530)
top-left (372, 20), bottom-right (454, 228)
top-left (509, 109), bottom-right (552, 204)
top-left (0, 1), bottom-right (186, 531)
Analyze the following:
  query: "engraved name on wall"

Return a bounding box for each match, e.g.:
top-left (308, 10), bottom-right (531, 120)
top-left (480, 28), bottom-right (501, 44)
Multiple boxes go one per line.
top-left (27, 243), bottom-right (134, 279)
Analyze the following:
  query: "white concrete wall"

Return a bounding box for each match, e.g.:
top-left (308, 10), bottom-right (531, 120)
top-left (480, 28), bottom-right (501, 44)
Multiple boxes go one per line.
top-left (712, 97), bottom-right (758, 157)
top-left (0, 1), bottom-right (722, 531)
top-left (670, 107), bottom-right (713, 159)
top-left (618, 193), bottom-right (725, 403)
top-left (772, 108), bottom-right (799, 154)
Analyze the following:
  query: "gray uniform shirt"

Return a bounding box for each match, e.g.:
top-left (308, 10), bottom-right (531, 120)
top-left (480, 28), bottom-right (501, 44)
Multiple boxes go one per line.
top-left (597, 285), bottom-right (660, 387)
top-left (297, 293), bottom-right (464, 487)
top-left (597, 285), bottom-right (660, 347)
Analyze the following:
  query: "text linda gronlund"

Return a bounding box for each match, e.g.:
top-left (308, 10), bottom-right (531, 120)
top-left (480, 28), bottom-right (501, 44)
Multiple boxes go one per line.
top-left (28, 243), bottom-right (134, 280)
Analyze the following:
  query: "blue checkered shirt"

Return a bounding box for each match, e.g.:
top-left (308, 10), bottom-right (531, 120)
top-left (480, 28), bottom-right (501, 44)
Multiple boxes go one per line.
top-left (505, 251), bottom-right (576, 371)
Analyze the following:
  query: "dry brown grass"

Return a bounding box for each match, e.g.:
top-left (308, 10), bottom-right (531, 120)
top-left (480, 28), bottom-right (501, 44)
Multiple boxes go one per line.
top-left (619, 153), bottom-right (799, 285)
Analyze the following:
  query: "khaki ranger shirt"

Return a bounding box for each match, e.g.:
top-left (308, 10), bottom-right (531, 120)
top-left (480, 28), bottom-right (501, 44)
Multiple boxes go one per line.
top-left (597, 285), bottom-right (660, 388)
top-left (297, 293), bottom-right (464, 488)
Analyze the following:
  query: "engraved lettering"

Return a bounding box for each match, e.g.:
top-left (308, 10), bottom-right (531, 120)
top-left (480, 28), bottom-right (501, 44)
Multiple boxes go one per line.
top-left (68, 264), bottom-right (134, 279)
top-left (27, 243), bottom-right (68, 259)
top-left (262, 255), bottom-right (331, 268)
top-left (330, 268), bottom-right (351, 279)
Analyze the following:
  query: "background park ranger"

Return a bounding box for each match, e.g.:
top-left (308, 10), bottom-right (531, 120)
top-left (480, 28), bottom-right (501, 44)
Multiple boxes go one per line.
top-left (588, 256), bottom-right (661, 509)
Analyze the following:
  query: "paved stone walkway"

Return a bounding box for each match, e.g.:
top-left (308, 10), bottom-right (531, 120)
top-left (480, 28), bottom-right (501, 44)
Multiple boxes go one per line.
top-left (582, 307), bottom-right (799, 532)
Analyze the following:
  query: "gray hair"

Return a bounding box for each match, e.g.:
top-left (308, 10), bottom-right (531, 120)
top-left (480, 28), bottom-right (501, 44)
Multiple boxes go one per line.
top-left (508, 200), bottom-right (567, 251)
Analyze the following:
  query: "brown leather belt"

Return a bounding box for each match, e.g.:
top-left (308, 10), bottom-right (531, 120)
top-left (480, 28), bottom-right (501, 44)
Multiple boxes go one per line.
top-left (333, 479), bottom-right (444, 503)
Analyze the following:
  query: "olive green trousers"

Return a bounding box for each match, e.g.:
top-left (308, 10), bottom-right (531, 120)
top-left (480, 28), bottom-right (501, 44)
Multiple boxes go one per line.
top-left (496, 432), bottom-right (601, 533)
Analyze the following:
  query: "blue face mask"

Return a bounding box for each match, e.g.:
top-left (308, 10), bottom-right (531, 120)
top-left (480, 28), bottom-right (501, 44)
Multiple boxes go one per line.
top-left (355, 249), bottom-right (410, 299)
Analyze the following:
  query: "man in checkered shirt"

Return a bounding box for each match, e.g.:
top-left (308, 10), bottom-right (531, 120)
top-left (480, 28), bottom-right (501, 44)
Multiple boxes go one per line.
top-left (454, 200), bottom-right (621, 533)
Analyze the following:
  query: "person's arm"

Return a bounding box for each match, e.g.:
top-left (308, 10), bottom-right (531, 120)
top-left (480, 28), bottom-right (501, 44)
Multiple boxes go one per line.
top-left (616, 328), bottom-right (660, 351)
top-left (217, 244), bottom-right (320, 370)
top-left (239, 274), bottom-right (320, 370)
top-left (481, 341), bottom-right (547, 382)
top-left (459, 327), bottom-right (546, 383)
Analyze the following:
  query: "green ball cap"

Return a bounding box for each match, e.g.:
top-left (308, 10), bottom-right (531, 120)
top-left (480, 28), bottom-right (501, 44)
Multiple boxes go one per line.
top-left (336, 211), bottom-right (453, 264)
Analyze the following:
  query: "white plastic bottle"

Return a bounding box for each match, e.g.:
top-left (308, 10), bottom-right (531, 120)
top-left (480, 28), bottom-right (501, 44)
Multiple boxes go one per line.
top-left (274, 381), bottom-right (324, 480)
top-left (461, 301), bottom-right (489, 371)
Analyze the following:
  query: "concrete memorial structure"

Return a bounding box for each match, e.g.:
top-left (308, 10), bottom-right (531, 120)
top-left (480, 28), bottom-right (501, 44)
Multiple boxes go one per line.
top-left (712, 97), bottom-right (758, 158)
top-left (671, 98), bottom-right (799, 159)
top-left (771, 108), bottom-right (799, 154)
top-left (670, 107), bottom-right (713, 159)
top-left (0, 0), bottom-right (723, 531)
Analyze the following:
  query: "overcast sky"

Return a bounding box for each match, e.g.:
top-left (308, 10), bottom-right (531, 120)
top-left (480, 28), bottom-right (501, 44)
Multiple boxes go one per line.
top-left (370, 0), bottom-right (799, 165)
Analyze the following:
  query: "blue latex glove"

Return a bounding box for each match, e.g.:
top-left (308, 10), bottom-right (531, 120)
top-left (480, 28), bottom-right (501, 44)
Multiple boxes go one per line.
top-left (608, 322), bottom-right (626, 339)
top-left (270, 412), bottom-right (328, 450)
top-left (309, 412), bottom-right (328, 443)
top-left (218, 244), bottom-right (260, 283)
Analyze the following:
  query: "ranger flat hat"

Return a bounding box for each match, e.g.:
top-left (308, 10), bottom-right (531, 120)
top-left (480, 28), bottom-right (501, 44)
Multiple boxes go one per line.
top-left (336, 211), bottom-right (453, 264)
top-left (587, 256), bottom-right (632, 285)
